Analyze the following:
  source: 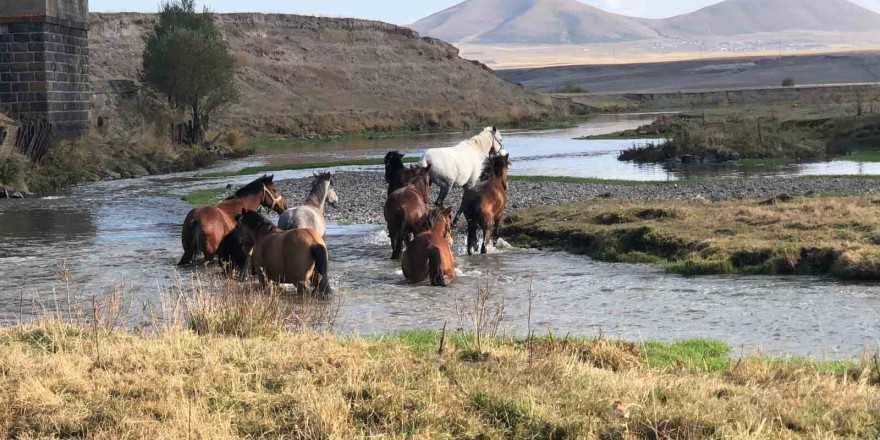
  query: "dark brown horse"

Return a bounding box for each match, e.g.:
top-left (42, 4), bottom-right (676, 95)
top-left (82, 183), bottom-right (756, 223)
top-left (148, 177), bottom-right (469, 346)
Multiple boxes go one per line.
top-left (385, 151), bottom-right (415, 196)
top-left (384, 164), bottom-right (431, 260)
top-left (236, 210), bottom-right (331, 295)
top-left (402, 207), bottom-right (455, 286)
top-left (463, 154), bottom-right (510, 255)
top-left (178, 175), bottom-right (287, 266)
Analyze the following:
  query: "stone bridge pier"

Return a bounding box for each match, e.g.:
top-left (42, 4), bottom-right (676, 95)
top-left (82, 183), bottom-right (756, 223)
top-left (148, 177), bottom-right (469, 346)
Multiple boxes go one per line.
top-left (0, 0), bottom-right (90, 139)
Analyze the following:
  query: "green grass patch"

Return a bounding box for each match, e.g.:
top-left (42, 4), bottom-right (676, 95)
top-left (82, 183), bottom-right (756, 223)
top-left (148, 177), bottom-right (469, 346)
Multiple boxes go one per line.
top-left (181, 187), bottom-right (229, 206)
top-left (644, 339), bottom-right (731, 372)
top-left (204, 157), bottom-right (420, 178)
top-left (840, 150), bottom-right (880, 163)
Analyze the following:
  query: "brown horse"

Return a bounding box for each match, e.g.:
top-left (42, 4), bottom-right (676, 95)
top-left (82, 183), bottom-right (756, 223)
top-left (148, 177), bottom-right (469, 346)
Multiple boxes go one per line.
top-left (463, 154), bottom-right (510, 255)
top-left (235, 210), bottom-right (331, 295)
top-left (402, 207), bottom-right (455, 286)
top-left (384, 151), bottom-right (415, 196)
top-left (384, 164), bottom-right (431, 260)
top-left (178, 175), bottom-right (287, 266)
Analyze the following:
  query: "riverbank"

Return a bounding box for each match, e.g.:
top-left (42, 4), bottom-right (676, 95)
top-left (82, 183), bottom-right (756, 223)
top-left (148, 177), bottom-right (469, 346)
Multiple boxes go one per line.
top-left (264, 171), bottom-right (880, 225)
top-left (0, 130), bottom-right (252, 196)
top-left (504, 194), bottom-right (880, 280)
top-left (3, 318), bottom-right (877, 438)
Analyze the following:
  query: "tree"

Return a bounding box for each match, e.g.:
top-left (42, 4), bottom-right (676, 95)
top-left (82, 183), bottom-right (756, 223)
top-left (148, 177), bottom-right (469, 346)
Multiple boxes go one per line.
top-left (781, 78), bottom-right (796, 87)
top-left (141, 0), bottom-right (238, 144)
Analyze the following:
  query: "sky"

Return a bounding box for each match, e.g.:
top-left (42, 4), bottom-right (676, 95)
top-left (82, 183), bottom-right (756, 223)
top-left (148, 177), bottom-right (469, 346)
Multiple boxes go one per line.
top-left (91, 0), bottom-right (880, 24)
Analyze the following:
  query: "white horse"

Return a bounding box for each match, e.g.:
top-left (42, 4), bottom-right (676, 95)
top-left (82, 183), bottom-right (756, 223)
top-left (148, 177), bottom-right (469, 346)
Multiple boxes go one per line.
top-left (278, 172), bottom-right (338, 236)
top-left (419, 126), bottom-right (504, 208)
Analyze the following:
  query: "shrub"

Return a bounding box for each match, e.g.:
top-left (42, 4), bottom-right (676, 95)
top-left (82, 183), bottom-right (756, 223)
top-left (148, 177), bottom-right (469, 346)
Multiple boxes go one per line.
top-left (782, 78), bottom-right (796, 87)
top-left (221, 129), bottom-right (245, 148)
top-left (554, 83), bottom-right (587, 94)
top-left (0, 151), bottom-right (30, 189)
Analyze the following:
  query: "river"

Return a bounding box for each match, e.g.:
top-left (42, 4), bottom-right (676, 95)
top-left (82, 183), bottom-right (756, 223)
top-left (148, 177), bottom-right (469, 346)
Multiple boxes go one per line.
top-left (1, 114), bottom-right (879, 358)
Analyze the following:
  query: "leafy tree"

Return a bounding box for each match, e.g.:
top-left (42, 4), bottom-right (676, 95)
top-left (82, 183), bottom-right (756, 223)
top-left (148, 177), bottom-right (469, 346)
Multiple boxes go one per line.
top-left (142, 0), bottom-right (238, 144)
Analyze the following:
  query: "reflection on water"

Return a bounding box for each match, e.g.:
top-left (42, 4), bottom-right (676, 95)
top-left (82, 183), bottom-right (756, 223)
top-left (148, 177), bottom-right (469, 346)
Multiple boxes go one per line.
top-left (1, 115), bottom-right (879, 358)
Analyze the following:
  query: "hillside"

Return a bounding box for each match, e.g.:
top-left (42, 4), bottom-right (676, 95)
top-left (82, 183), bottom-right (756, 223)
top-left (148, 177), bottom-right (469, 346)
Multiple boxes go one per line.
top-left (411, 0), bottom-right (659, 44)
top-left (413, 0), bottom-right (880, 45)
top-left (88, 13), bottom-right (559, 137)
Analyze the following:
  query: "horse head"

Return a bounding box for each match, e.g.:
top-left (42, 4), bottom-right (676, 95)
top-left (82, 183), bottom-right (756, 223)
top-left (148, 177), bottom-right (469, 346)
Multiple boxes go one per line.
top-left (384, 151), bottom-right (406, 184)
top-left (261, 175), bottom-right (288, 214)
top-left (311, 172), bottom-right (338, 209)
top-left (487, 126), bottom-right (503, 155)
top-left (408, 164), bottom-right (432, 202)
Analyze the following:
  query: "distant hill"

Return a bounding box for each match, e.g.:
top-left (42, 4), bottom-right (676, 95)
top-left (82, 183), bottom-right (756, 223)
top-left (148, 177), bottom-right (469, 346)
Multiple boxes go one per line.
top-left (655, 0), bottom-right (880, 38)
top-left (412, 0), bottom-right (880, 44)
top-left (411, 0), bottom-right (660, 44)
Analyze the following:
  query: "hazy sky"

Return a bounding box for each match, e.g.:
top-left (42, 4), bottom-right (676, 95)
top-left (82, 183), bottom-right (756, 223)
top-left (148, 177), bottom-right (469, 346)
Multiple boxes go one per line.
top-left (91, 0), bottom-right (880, 24)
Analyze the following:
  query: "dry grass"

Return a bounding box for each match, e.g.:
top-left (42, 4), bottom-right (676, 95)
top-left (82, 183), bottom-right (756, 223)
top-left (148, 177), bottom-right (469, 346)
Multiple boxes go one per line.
top-left (0, 320), bottom-right (878, 439)
top-left (505, 194), bottom-right (880, 279)
top-left (2, 269), bottom-right (879, 438)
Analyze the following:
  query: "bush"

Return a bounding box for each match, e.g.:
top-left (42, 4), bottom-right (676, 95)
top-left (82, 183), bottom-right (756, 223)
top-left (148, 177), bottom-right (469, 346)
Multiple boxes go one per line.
top-left (554, 83), bottom-right (588, 94)
top-left (221, 130), bottom-right (245, 148)
top-left (782, 78), bottom-right (796, 87)
top-left (0, 151), bottom-right (30, 189)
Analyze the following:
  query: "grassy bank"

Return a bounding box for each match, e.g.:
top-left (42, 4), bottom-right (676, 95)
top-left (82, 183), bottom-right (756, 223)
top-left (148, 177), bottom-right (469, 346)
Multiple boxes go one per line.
top-left (3, 321), bottom-right (878, 439)
top-left (503, 194), bottom-right (880, 279)
top-left (204, 157), bottom-right (420, 178)
top-left (611, 113), bottom-right (880, 164)
top-left (0, 130), bottom-right (253, 195)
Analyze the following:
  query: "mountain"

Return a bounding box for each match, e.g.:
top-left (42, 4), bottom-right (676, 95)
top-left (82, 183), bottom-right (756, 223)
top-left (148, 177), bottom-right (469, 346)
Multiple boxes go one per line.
top-left (88, 13), bottom-right (559, 137)
top-left (410, 0), bottom-right (660, 44)
top-left (655, 0), bottom-right (880, 37)
top-left (412, 0), bottom-right (880, 44)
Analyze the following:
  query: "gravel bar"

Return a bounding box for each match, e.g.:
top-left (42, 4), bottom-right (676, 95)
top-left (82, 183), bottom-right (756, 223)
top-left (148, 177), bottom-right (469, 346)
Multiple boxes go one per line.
top-left (275, 171), bottom-right (880, 225)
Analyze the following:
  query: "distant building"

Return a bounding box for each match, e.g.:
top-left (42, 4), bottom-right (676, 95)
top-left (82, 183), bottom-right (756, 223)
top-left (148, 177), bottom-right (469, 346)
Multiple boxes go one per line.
top-left (0, 0), bottom-right (90, 139)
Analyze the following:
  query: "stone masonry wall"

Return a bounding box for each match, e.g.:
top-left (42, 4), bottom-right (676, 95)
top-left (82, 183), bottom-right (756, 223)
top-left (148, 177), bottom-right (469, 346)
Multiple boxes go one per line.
top-left (0, 1), bottom-right (90, 138)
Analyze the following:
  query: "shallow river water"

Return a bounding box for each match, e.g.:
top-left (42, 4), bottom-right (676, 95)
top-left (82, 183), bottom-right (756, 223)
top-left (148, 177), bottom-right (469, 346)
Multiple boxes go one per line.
top-left (2, 115), bottom-right (879, 358)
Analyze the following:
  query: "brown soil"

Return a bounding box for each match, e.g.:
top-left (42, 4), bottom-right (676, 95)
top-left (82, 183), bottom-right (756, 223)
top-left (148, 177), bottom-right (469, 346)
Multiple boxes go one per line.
top-left (89, 13), bottom-right (564, 138)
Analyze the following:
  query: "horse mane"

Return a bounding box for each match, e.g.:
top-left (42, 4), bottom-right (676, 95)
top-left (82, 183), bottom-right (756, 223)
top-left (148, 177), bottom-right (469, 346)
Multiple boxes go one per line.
top-left (421, 206), bottom-right (451, 231)
top-left (228, 175), bottom-right (274, 200)
top-left (239, 210), bottom-right (275, 232)
top-left (479, 154), bottom-right (510, 182)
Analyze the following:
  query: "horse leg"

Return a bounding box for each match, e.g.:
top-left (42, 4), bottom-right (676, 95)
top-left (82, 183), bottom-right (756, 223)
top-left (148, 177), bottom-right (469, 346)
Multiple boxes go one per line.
top-left (435, 185), bottom-right (449, 206)
top-left (482, 222), bottom-right (494, 255)
top-left (467, 221), bottom-right (478, 256)
top-left (493, 215), bottom-right (503, 245)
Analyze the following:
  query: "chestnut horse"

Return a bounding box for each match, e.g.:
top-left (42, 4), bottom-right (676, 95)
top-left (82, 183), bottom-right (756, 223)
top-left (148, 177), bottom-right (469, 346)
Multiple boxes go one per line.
top-left (384, 151), bottom-right (415, 195)
top-left (178, 175), bottom-right (287, 266)
top-left (402, 207), bottom-right (455, 287)
top-left (384, 164), bottom-right (431, 260)
top-left (236, 210), bottom-right (331, 295)
top-left (463, 154), bottom-right (510, 255)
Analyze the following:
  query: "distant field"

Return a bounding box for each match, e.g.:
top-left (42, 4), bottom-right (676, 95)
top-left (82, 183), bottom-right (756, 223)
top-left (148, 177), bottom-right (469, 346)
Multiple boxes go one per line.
top-left (496, 51), bottom-right (880, 94)
top-left (461, 43), bottom-right (880, 70)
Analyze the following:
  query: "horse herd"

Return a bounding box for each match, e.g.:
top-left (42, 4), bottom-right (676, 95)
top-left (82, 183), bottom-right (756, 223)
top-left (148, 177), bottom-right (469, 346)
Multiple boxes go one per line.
top-left (177, 127), bottom-right (509, 294)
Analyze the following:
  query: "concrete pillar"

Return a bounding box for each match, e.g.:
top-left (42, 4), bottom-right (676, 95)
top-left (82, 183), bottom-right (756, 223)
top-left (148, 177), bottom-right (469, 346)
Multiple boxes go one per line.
top-left (0, 0), bottom-right (90, 139)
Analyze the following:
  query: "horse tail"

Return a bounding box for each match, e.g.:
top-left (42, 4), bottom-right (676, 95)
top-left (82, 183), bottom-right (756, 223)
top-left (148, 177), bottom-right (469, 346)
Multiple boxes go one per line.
top-left (428, 246), bottom-right (447, 287)
top-left (178, 220), bottom-right (203, 266)
top-left (311, 244), bottom-right (331, 295)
